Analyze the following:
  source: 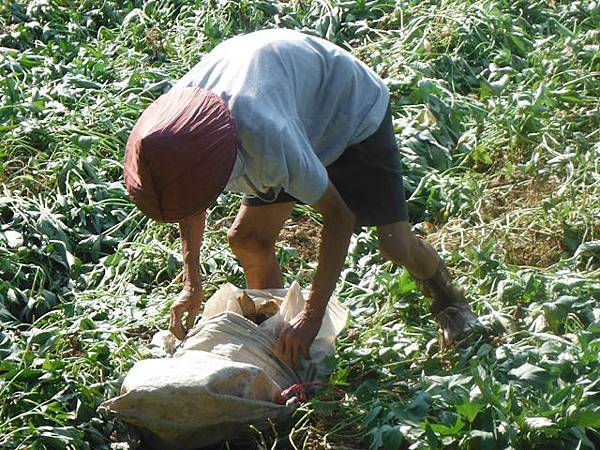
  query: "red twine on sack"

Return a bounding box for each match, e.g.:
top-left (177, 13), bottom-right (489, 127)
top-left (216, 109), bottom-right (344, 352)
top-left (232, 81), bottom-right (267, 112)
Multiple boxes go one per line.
top-left (277, 382), bottom-right (323, 404)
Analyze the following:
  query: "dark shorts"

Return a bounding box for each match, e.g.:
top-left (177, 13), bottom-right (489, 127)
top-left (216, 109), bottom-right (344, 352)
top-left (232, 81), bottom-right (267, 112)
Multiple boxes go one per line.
top-left (242, 103), bottom-right (408, 227)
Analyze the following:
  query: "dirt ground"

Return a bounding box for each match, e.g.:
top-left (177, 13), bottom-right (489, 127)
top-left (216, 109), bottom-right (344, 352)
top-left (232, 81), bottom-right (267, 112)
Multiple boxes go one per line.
top-left (279, 213), bottom-right (322, 264)
top-left (426, 175), bottom-right (565, 268)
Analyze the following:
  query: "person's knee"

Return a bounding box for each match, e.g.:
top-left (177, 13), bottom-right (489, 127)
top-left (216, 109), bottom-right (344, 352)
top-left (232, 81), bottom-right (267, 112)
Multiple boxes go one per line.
top-left (378, 232), bottom-right (411, 264)
top-left (227, 226), bottom-right (275, 260)
top-left (377, 223), bottom-right (416, 265)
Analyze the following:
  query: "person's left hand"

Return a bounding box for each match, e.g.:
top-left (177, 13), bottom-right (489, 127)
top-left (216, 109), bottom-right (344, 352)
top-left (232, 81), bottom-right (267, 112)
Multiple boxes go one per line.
top-left (276, 308), bottom-right (323, 368)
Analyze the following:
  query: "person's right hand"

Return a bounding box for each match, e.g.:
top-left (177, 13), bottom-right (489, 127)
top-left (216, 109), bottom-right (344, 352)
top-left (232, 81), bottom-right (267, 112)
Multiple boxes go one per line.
top-left (169, 287), bottom-right (203, 340)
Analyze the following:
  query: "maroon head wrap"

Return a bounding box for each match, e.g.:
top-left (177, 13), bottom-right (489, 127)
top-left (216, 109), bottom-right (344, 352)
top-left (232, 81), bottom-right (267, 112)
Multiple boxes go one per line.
top-left (124, 87), bottom-right (237, 222)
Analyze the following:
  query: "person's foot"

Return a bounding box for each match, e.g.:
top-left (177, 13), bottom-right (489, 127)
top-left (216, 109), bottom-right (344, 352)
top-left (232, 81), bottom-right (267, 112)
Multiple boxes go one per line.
top-left (413, 249), bottom-right (479, 345)
top-left (434, 302), bottom-right (479, 346)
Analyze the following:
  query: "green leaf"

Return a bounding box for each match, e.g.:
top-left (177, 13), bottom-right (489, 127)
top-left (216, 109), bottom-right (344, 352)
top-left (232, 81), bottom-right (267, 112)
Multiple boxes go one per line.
top-left (27, 327), bottom-right (59, 346)
top-left (38, 426), bottom-right (83, 448)
top-left (425, 424), bottom-right (440, 449)
top-left (476, 343), bottom-right (494, 359)
top-left (569, 408), bottom-right (600, 428)
top-left (74, 135), bottom-right (101, 152)
top-left (525, 417), bottom-right (555, 429)
top-left (363, 405), bottom-right (382, 426)
top-left (381, 425), bottom-right (403, 450)
top-left (430, 416), bottom-right (464, 436)
top-left (65, 76), bottom-right (102, 90)
top-left (509, 363), bottom-right (551, 386)
top-left (406, 391), bottom-right (432, 419)
top-left (470, 430), bottom-right (496, 450)
top-left (0, 368), bottom-right (44, 382)
top-left (75, 399), bottom-right (96, 422)
top-left (457, 400), bottom-right (484, 423)
top-left (574, 241), bottom-right (600, 259)
top-left (330, 367), bottom-right (350, 386)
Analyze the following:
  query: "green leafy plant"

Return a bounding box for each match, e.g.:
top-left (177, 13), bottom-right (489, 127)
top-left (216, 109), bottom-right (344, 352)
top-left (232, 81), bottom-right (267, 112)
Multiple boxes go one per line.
top-left (1, 0), bottom-right (599, 448)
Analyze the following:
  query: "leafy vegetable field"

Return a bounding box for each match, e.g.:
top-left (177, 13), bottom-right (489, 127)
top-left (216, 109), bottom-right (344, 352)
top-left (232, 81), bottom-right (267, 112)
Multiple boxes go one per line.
top-left (1, 0), bottom-right (599, 449)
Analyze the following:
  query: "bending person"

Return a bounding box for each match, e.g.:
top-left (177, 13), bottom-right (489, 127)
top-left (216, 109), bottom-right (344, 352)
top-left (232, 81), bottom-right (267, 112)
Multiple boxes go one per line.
top-left (124, 29), bottom-right (477, 367)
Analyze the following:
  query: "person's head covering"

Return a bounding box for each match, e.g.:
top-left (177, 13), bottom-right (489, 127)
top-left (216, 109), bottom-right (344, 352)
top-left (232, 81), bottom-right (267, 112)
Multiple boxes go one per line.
top-left (124, 87), bottom-right (237, 222)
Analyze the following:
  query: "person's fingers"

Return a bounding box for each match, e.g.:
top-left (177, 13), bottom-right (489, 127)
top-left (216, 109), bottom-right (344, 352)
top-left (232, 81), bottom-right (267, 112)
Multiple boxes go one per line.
top-left (185, 305), bottom-right (199, 330)
top-left (302, 342), bottom-right (310, 360)
top-left (282, 338), bottom-right (297, 367)
top-left (276, 328), bottom-right (289, 356)
top-left (169, 307), bottom-right (178, 334)
top-left (288, 343), bottom-right (295, 368)
top-left (290, 342), bottom-right (300, 368)
top-left (170, 322), bottom-right (185, 340)
top-left (169, 305), bottom-right (186, 340)
top-left (169, 322), bottom-right (184, 340)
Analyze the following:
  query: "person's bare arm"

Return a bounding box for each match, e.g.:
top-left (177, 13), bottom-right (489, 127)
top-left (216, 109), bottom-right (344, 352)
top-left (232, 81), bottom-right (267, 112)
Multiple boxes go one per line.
top-left (169, 211), bottom-right (206, 339)
top-left (276, 181), bottom-right (355, 366)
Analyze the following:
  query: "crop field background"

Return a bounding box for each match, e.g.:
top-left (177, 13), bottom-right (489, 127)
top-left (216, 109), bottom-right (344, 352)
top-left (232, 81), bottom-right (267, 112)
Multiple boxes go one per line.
top-left (1, 0), bottom-right (599, 449)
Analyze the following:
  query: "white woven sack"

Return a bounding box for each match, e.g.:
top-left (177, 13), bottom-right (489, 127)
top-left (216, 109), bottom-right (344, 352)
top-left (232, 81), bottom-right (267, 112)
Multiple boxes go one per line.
top-left (101, 283), bottom-right (348, 449)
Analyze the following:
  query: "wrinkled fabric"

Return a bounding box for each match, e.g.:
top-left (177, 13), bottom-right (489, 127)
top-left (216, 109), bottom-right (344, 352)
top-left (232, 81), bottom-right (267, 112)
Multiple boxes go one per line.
top-left (100, 346), bottom-right (292, 450)
top-left (100, 283), bottom-right (349, 450)
top-left (124, 87), bottom-right (237, 222)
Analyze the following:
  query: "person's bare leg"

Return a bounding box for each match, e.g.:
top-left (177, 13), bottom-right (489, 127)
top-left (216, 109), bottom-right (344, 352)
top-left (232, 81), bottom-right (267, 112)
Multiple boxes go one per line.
top-left (377, 221), bottom-right (477, 344)
top-left (376, 221), bottom-right (438, 279)
top-left (227, 202), bottom-right (295, 289)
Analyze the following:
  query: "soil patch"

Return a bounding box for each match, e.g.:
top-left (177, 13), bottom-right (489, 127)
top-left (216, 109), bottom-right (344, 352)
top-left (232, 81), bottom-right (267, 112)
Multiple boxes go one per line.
top-left (425, 176), bottom-right (564, 268)
top-left (279, 214), bottom-right (321, 264)
top-left (480, 175), bottom-right (557, 220)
